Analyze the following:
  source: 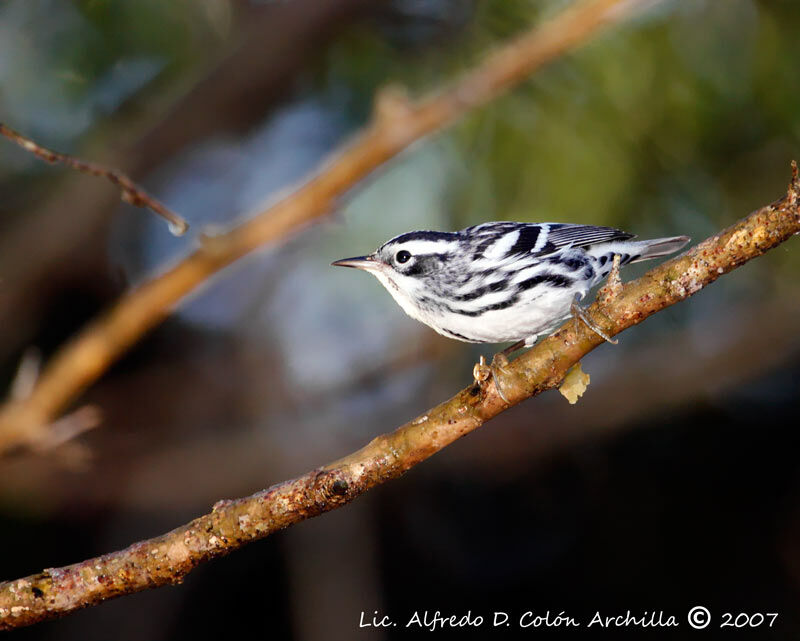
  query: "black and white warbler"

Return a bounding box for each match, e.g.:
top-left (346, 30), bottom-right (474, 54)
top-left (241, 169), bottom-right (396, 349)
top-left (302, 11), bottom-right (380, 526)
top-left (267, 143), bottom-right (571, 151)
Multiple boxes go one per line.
top-left (333, 222), bottom-right (689, 355)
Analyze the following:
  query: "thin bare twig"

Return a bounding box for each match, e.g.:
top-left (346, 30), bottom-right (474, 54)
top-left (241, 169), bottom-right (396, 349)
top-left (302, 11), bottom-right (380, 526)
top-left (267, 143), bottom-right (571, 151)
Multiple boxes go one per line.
top-left (0, 164), bottom-right (798, 631)
top-left (0, 0), bottom-right (645, 454)
top-left (0, 123), bottom-right (188, 236)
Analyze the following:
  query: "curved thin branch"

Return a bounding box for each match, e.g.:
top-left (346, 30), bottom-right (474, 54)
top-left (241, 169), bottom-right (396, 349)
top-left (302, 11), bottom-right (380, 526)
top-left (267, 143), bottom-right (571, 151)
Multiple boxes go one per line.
top-left (0, 123), bottom-right (188, 236)
top-left (0, 165), bottom-right (798, 631)
top-left (0, 0), bottom-right (643, 454)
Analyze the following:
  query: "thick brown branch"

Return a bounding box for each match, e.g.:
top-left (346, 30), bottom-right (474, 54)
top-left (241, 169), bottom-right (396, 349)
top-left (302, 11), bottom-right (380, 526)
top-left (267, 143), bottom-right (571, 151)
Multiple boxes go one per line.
top-left (1, 165), bottom-right (798, 631)
top-left (0, 123), bottom-right (188, 236)
top-left (0, 0), bottom-right (640, 454)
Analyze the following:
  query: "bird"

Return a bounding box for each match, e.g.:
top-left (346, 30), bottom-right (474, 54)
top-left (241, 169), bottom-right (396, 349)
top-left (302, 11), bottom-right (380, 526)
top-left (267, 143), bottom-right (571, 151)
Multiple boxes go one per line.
top-left (332, 222), bottom-right (690, 358)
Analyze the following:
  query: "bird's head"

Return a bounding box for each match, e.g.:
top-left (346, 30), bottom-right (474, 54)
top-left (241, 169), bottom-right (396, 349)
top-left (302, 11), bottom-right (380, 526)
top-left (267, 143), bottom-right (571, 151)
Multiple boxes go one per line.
top-left (332, 230), bottom-right (458, 306)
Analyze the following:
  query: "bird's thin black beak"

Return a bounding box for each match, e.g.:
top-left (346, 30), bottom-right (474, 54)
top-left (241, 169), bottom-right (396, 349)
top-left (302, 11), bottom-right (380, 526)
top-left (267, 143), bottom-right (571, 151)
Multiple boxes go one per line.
top-left (331, 254), bottom-right (378, 270)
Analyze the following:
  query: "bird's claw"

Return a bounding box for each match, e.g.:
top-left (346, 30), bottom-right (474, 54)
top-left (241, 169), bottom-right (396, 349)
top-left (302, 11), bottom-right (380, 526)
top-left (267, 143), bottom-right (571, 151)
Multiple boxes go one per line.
top-left (472, 354), bottom-right (512, 404)
top-left (472, 355), bottom-right (491, 384)
top-left (570, 298), bottom-right (618, 345)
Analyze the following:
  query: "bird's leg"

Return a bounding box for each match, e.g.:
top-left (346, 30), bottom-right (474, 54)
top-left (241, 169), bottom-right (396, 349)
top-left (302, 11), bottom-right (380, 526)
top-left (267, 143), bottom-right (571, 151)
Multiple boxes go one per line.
top-left (499, 339), bottom-right (526, 359)
top-left (570, 294), bottom-right (618, 344)
top-left (572, 252), bottom-right (623, 343)
top-left (570, 253), bottom-right (623, 344)
top-left (597, 253), bottom-right (623, 306)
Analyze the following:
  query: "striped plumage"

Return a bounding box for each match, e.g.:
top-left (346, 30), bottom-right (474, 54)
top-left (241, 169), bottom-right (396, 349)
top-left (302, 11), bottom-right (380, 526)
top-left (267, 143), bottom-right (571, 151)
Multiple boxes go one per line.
top-left (333, 222), bottom-right (689, 347)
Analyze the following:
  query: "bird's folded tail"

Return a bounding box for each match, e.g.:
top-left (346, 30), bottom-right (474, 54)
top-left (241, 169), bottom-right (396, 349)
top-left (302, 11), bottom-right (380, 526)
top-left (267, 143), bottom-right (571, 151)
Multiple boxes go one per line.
top-left (586, 235), bottom-right (690, 271)
top-left (630, 235), bottom-right (691, 262)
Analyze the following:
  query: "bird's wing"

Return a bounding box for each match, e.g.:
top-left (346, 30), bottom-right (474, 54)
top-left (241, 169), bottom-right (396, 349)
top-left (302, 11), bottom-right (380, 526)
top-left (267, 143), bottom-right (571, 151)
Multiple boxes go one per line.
top-left (542, 223), bottom-right (634, 251)
top-left (461, 222), bottom-right (635, 263)
top-left (465, 222), bottom-right (635, 259)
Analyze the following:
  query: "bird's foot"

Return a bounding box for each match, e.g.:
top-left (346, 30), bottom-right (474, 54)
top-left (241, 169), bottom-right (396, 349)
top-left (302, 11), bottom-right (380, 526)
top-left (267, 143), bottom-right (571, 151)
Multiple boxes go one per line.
top-left (570, 296), bottom-right (618, 345)
top-left (473, 353), bottom-right (512, 404)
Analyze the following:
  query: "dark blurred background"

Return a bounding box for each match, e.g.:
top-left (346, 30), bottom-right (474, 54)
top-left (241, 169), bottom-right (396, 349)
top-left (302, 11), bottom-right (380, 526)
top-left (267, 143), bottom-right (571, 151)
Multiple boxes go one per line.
top-left (1, 0), bottom-right (799, 639)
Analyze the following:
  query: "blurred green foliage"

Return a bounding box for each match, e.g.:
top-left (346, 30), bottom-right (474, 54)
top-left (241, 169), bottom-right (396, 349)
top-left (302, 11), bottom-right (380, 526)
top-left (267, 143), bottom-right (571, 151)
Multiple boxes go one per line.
top-left (0, 0), bottom-right (224, 148)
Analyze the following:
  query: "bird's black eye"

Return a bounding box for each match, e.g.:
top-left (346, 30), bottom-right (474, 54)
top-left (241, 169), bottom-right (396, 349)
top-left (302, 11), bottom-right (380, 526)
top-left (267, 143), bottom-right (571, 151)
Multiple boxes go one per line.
top-left (396, 250), bottom-right (411, 264)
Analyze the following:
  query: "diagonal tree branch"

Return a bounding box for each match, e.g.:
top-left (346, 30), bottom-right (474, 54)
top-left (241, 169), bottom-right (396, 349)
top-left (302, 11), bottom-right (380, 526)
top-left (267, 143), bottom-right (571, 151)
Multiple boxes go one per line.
top-left (0, 165), bottom-right (798, 631)
top-left (0, 0), bottom-right (645, 454)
